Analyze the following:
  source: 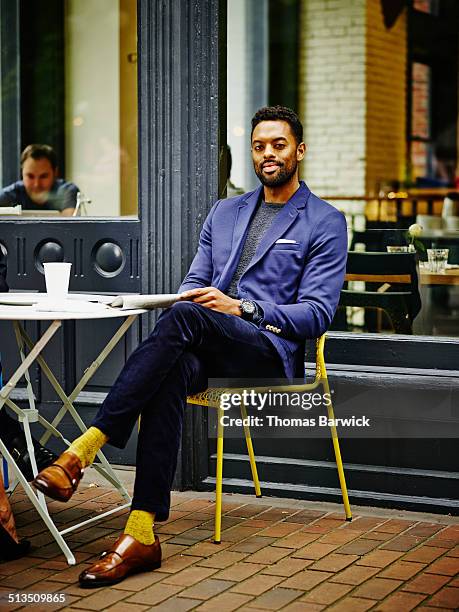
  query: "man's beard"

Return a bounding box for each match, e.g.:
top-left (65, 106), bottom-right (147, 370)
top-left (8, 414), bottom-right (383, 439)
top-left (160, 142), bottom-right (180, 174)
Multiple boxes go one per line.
top-left (254, 160), bottom-right (298, 187)
top-left (28, 190), bottom-right (49, 205)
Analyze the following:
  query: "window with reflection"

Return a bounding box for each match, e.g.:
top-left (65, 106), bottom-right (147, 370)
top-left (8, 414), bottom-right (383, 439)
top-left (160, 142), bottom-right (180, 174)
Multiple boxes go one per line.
top-left (227, 0), bottom-right (459, 338)
top-left (0, 0), bottom-right (137, 218)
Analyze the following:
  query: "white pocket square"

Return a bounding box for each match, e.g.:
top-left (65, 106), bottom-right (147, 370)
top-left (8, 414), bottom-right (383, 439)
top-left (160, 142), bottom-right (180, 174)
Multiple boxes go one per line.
top-left (276, 239), bottom-right (297, 244)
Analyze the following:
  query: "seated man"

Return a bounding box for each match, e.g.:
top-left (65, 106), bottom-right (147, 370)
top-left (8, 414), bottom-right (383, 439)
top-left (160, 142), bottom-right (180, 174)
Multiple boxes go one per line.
top-left (32, 106), bottom-right (348, 588)
top-left (0, 144), bottom-right (78, 216)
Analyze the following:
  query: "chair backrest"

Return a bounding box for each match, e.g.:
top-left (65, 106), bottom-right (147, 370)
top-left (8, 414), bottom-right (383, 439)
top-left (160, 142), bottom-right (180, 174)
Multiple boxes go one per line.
top-left (343, 251), bottom-right (421, 321)
top-left (346, 251), bottom-right (416, 277)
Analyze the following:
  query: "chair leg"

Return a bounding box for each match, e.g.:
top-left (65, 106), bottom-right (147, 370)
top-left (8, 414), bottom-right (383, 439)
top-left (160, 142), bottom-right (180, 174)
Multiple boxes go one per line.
top-left (322, 379), bottom-right (352, 521)
top-left (214, 404), bottom-right (224, 544)
top-left (240, 403), bottom-right (262, 498)
top-left (386, 306), bottom-right (413, 334)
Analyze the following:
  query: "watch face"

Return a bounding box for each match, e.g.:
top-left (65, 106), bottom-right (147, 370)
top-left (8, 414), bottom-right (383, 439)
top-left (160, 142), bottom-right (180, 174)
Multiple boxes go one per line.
top-left (242, 300), bottom-right (256, 314)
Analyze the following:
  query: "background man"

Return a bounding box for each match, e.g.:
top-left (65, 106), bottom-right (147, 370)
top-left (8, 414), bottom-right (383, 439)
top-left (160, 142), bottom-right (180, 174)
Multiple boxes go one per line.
top-left (32, 106), bottom-right (348, 588)
top-left (0, 144), bottom-right (78, 216)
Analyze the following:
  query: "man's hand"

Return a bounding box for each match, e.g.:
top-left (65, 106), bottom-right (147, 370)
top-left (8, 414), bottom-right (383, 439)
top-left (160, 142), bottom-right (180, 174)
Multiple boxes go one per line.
top-left (179, 287), bottom-right (241, 316)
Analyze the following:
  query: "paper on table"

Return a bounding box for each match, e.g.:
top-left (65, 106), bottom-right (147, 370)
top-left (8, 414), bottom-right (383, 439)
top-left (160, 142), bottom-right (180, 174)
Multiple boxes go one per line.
top-left (0, 296), bottom-right (36, 306)
top-left (109, 294), bottom-right (180, 310)
top-left (33, 299), bottom-right (110, 313)
top-left (0, 293), bottom-right (115, 306)
top-left (0, 292), bottom-right (181, 311)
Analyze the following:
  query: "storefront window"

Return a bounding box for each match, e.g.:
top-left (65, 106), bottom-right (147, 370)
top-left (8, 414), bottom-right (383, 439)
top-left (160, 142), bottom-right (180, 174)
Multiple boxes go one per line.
top-left (227, 0), bottom-right (458, 339)
top-left (65, 0), bottom-right (138, 217)
top-left (0, 0), bottom-right (137, 218)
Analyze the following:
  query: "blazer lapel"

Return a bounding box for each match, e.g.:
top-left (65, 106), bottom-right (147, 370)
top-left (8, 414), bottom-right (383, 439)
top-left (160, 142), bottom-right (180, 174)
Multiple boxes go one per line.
top-left (217, 186), bottom-right (262, 290)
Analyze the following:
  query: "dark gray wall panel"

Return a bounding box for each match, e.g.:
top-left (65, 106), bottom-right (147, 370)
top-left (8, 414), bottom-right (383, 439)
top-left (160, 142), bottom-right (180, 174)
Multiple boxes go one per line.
top-left (0, 219), bottom-right (140, 293)
top-left (138, 0), bottom-right (224, 487)
top-left (138, 0), bottom-right (223, 306)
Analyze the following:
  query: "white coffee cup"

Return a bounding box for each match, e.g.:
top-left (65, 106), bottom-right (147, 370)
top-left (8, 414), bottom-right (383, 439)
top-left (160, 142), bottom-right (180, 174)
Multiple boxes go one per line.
top-left (43, 262), bottom-right (72, 299)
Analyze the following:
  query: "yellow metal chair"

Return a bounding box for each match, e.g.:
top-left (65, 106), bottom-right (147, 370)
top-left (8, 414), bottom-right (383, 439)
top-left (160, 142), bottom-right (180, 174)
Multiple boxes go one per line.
top-left (187, 334), bottom-right (352, 544)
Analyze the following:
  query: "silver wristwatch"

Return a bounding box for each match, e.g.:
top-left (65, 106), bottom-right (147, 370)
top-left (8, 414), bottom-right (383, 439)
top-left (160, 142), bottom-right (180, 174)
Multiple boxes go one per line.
top-left (240, 299), bottom-right (257, 321)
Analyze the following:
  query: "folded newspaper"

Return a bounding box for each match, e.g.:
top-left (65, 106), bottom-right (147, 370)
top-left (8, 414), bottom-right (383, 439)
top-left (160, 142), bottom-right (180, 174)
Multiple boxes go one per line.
top-left (109, 293), bottom-right (180, 310)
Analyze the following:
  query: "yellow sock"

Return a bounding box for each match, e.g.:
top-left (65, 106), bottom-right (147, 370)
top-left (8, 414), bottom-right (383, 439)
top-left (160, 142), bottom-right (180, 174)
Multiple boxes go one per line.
top-left (67, 427), bottom-right (109, 468)
top-left (124, 510), bottom-right (155, 545)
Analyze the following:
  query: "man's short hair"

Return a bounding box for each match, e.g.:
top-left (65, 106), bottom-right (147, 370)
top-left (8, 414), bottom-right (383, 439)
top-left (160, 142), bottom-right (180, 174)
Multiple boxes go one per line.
top-left (251, 106), bottom-right (303, 145)
top-left (20, 144), bottom-right (58, 170)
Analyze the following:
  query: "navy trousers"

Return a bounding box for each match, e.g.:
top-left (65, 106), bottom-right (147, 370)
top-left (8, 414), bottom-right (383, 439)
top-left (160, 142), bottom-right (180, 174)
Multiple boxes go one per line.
top-left (92, 301), bottom-right (285, 520)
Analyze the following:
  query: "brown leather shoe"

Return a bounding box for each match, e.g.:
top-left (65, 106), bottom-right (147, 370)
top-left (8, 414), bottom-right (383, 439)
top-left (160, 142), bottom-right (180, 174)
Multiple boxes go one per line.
top-left (79, 534), bottom-right (161, 588)
top-left (31, 451), bottom-right (84, 502)
top-left (0, 473), bottom-right (30, 560)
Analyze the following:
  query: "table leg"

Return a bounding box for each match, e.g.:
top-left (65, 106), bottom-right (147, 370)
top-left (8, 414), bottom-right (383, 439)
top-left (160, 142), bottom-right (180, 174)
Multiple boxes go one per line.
top-left (0, 321), bottom-right (61, 410)
top-left (0, 321), bottom-right (62, 504)
top-left (17, 318), bottom-right (137, 502)
top-left (0, 441), bottom-right (76, 565)
top-left (11, 322), bottom-right (48, 509)
top-left (38, 315), bottom-right (137, 446)
top-left (1, 316), bottom-right (140, 564)
top-left (13, 321), bottom-right (37, 413)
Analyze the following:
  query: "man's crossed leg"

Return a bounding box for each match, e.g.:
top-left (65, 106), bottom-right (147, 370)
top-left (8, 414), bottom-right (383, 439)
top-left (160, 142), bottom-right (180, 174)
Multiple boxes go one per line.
top-left (32, 302), bottom-right (284, 586)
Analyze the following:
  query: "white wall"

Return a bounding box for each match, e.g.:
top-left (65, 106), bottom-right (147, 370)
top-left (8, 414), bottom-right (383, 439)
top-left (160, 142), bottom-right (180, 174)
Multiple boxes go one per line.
top-left (65, 0), bottom-right (120, 216)
top-left (227, 0), bottom-right (248, 191)
top-left (299, 0), bottom-right (367, 197)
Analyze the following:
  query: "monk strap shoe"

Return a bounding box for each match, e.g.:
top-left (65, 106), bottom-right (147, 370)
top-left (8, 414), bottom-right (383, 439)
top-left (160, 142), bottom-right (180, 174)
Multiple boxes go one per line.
top-left (31, 451), bottom-right (84, 502)
top-left (79, 534), bottom-right (162, 588)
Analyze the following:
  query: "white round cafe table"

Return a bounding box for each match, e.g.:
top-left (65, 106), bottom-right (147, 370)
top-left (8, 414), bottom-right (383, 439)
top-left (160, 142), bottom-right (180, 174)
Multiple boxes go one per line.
top-left (0, 294), bottom-right (147, 565)
top-left (0, 292), bottom-right (146, 319)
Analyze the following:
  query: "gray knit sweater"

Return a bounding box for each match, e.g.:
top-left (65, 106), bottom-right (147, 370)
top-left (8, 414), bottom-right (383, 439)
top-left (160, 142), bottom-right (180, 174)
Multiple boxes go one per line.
top-left (226, 201), bottom-right (283, 298)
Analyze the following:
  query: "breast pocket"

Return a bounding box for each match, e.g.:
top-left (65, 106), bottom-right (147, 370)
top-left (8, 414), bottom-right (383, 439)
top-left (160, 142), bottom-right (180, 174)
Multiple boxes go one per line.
top-left (267, 244), bottom-right (304, 275)
top-left (272, 242), bottom-right (302, 251)
top-left (264, 247), bottom-right (304, 300)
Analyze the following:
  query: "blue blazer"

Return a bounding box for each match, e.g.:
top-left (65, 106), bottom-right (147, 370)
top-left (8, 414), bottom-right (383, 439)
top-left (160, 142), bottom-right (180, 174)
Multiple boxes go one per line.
top-left (179, 181), bottom-right (348, 379)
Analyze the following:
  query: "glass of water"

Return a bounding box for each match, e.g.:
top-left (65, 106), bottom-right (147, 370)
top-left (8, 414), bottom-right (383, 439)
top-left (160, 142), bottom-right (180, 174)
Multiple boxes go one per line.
top-left (427, 249), bottom-right (449, 273)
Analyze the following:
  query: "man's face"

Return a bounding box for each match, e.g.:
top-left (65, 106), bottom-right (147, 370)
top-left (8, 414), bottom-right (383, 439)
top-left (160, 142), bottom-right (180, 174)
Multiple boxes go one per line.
top-left (251, 120), bottom-right (305, 187)
top-left (22, 157), bottom-right (57, 204)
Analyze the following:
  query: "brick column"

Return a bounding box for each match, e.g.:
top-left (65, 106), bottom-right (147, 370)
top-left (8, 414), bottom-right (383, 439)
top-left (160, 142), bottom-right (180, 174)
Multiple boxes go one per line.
top-left (366, 0), bottom-right (407, 193)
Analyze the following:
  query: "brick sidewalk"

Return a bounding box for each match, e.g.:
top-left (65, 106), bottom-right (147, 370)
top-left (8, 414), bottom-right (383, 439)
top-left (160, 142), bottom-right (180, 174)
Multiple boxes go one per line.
top-left (0, 474), bottom-right (458, 611)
